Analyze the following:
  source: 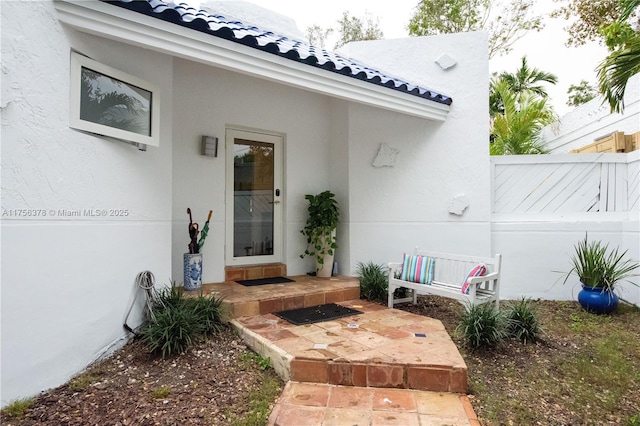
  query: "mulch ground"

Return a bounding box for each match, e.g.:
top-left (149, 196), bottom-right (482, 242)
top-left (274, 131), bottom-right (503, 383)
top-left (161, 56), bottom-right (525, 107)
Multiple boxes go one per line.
top-left (1, 326), bottom-right (283, 425)
top-left (3, 296), bottom-right (639, 425)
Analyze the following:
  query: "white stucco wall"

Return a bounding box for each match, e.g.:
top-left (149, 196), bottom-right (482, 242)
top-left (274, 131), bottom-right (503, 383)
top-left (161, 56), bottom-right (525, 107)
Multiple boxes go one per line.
top-left (542, 73), bottom-right (640, 153)
top-left (493, 221), bottom-right (640, 305)
top-left (170, 32), bottom-right (491, 280)
top-left (1, 1), bottom-right (173, 406)
top-left (338, 33), bottom-right (492, 270)
top-left (491, 153), bottom-right (640, 306)
top-left (171, 58), bottom-right (336, 282)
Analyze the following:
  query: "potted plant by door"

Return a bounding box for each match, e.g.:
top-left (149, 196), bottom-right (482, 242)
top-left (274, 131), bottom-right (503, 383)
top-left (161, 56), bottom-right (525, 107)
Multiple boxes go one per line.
top-left (562, 234), bottom-right (639, 314)
top-left (300, 190), bottom-right (340, 277)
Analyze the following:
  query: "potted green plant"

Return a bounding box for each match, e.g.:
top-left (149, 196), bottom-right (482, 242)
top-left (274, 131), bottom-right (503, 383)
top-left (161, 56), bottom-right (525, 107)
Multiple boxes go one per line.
top-left (562, 234), bottom-right (639, 314)
top-left (300, 190), bottom-right (340, 277)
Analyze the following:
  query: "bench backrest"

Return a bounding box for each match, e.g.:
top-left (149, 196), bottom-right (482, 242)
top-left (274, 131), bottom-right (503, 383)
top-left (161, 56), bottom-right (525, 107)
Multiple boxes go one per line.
top-left (412, 249), bottom-right (501, 285)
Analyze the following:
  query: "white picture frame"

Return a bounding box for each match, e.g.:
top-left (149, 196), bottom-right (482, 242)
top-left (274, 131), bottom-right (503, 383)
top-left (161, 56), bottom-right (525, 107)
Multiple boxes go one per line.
top-left (69, 51), bottom-right (160, 147)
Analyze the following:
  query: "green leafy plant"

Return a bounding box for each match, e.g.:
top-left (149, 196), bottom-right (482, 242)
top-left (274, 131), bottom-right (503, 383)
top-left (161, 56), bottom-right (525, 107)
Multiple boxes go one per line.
top-left (300, 191), bottom-right (340, 272)
top-left (192, 293), bottom-right (226, 335)
top-left (1, 398), bottom-right (33, 418)
top-left (356, 261), bottom-right (388, 303)
top-left (138, 284), bottom-right (226, 358)
top-left (505, 297), bottom-right (541, 343)
top-left (456, 303), bottom-right (509, 350)
top-left (561, 233), bottom-right (639, 292)
top-left (139, 301), bottom-right (200, 358)
top-left (156, 283), bottom-right (185, 309)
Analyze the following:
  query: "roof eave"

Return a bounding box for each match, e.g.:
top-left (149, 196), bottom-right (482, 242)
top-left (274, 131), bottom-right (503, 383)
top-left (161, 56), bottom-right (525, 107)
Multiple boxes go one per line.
top-left (54, 0), bottom-right (450, 121)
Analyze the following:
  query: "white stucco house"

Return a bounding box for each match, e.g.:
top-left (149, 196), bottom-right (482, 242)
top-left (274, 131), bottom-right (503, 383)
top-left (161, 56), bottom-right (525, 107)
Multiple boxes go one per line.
top-left (1, 0), bottom-right (492, 405)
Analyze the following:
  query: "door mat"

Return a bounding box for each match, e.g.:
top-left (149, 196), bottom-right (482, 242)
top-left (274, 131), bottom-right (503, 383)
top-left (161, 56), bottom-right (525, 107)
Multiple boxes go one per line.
top-left (236, 276), bottom-right (295, 287)
top-left (274, 303), bottom-right (363, 325)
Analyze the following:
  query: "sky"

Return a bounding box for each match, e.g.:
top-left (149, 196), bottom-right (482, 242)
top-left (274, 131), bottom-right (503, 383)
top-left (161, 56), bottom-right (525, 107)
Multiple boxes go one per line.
top-left (190, 0), bottom-right (610, 116)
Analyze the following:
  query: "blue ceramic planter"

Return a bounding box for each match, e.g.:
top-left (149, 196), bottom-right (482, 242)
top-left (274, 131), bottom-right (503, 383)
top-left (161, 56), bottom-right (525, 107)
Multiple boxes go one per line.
top-left (183, 253), bottom-right (203, 291)
top-left (578, 285), bottom-right (619, 314)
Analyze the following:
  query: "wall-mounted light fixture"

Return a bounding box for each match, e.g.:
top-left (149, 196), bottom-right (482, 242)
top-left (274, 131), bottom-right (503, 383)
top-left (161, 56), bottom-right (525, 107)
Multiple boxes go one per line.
top-left (201, 136), bottom-right (218, 157)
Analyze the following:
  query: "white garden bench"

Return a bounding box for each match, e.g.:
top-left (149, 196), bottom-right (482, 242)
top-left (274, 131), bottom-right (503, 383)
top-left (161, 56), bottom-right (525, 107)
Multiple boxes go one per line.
top-left (388, 249), bottom-right (502, 310)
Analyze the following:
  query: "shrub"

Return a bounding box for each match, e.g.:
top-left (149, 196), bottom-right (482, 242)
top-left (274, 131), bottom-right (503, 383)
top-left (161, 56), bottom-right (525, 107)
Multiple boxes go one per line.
top-left (138, 284), bottom-right (225, 358)
top-left (155, 284), bottom-right (185, 310)
top-left (356, 261), bottom-right (388, 303)
top-left (505, 297), bottom-right (541, 344)
top-left (192, 294), bottom-right (225, 335)
top-left (456, 303), bottom-right (508, 349)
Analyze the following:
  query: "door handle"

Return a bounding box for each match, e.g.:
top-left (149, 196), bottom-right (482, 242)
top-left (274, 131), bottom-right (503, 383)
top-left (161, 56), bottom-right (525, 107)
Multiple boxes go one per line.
top-left (268, 201), bottom-right (281, 204)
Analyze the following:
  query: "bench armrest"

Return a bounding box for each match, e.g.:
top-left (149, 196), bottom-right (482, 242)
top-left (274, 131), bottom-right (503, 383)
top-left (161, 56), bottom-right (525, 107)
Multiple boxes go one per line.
top-left (466, 271), bottom-right (499, 285)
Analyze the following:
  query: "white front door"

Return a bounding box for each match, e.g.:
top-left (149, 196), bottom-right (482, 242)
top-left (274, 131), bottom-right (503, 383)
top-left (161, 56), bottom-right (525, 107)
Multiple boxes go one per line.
top-left (225, 128), bottom-right (283, 266)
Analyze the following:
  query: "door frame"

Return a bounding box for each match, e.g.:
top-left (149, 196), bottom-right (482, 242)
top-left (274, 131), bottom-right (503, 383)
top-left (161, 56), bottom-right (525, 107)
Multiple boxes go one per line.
top-left (225, 126), bottom-right (284, 267)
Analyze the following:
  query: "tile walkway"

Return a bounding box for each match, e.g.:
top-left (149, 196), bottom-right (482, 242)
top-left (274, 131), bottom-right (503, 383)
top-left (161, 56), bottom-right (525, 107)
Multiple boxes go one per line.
top-left (199, 276), bottom-right (479, 425)
top-left (268, 382), bottom-right (478, 426)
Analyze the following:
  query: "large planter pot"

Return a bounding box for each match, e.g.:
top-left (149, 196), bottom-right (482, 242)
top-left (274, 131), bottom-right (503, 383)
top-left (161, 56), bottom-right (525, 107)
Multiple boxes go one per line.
top-left (315, 230), bottom-right (336, 278)
top-left (316, 252), bottom-right (334, 278)
top-left (578, 285), bottom-right (619, 314)
top-left (183, 253), bottom-right (203, 291)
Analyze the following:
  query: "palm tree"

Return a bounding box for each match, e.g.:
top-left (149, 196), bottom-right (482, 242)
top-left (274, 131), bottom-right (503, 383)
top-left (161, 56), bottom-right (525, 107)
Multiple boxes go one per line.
top-left (490, 80), bottom-right (557, 155)
top-left (597, 0), bottom-right (640, 113)
top-left (499, 56), bottom-right (558, 97)
top-left (491, 56), bottom-right (558, 116)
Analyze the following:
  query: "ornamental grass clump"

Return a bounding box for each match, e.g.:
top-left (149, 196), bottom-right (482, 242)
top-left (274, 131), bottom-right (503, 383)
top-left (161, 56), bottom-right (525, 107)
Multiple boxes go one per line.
top-left (356, 261), bottom-right (388, 303)
top-left (138, 284), bottom-right (226, 358)
top-left (562, 233), bottom-right (639, 292)
top-left (505, 297), bottom-right (542, 344)
top-left (456, 303), bottom-right (509, 350)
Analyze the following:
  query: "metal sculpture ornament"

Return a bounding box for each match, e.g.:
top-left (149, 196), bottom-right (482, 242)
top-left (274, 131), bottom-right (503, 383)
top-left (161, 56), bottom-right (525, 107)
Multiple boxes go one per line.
top-left (187, 208), bottom-right (213, 254)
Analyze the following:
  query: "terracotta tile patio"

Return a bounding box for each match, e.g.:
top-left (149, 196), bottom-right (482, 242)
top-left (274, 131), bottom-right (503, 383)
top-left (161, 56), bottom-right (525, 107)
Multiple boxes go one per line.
top-left (268, 382), bottom-right (478, 426)
top-left (199, 275), bottom-right (478, 425)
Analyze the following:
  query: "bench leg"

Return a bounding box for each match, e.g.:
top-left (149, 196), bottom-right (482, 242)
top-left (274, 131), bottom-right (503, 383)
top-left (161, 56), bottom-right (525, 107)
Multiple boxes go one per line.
top-left (388, 285), bottom-right (395, 308)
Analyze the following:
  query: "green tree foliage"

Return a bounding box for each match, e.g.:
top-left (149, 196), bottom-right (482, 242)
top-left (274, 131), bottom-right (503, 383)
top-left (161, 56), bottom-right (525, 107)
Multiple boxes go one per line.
top-left (566, 80), bottom-right (598, 107)
top-left (597, 0), bottom-right (640, 113)
top-left (551, 0), bottom-right (638, 47)
top-left (489, 58), bottom-right (558, 155)
top-left (407, 0), bottom-right (543, 58)
top-left (490, 56), bottom-right (558, 116)
top-left (490, 79), bottom-right (557, 155)
top-left (334, 11), bottom-right (384, 49)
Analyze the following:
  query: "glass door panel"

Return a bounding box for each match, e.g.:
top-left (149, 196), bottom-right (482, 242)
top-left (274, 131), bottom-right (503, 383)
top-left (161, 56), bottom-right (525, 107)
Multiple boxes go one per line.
top-left (225, 129), bottom-right (282, 265)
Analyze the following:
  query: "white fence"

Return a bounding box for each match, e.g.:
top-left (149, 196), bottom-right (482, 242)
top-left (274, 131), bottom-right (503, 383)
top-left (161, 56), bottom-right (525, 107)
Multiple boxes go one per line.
top-left (490, 152), bottom-right (640, 306)
top-left (492, 153), bottom-right (640, 219)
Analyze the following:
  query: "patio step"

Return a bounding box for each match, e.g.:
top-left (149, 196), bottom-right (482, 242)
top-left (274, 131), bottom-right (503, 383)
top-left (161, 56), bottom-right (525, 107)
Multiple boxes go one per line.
top-left (231, 299), bottom-right (468, 393)
top-left (267, 381), bottom-right (479, 426)
top-left (202, 276), bottom-right (469, 392)
top-left (198, 276), bottom-right (476, 423)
